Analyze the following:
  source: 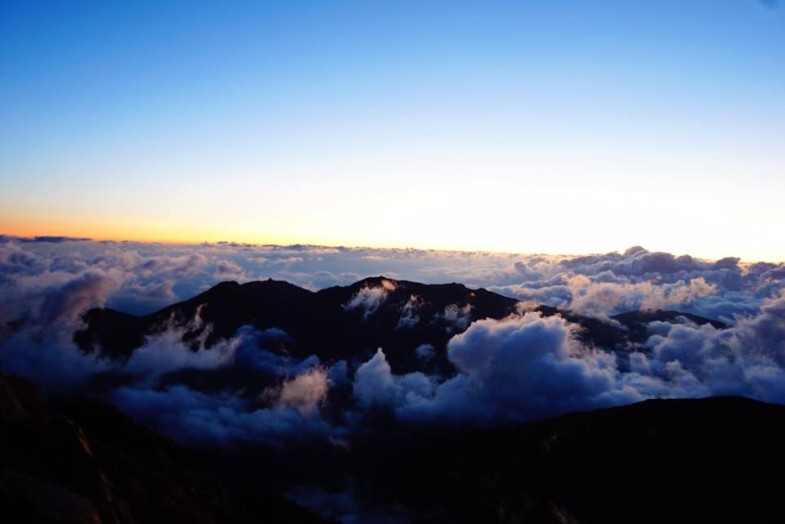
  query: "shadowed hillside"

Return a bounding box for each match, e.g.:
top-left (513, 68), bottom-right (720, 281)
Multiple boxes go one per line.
top-left (74, 276), bottom-right (725, 374)
top-left (0, 374), bottom-right (332, 524)
top-left (380, 396), bottom-right (785, 523)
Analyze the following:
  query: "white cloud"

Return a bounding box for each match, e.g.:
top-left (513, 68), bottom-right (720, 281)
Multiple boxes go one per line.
top-left (3, 237), bottom-right (785, 444)
top-left (275, 367), bottom-right (330, 415)
top-left (343, 283), bottom-right (395, 320)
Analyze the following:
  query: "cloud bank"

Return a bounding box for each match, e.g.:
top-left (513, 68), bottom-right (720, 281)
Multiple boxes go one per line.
top-left (1, 237), bottom-right (785, 447)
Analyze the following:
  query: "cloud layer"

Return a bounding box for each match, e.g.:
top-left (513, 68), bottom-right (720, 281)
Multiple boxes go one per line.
top-left (1, 237), bottom-right (785, 447)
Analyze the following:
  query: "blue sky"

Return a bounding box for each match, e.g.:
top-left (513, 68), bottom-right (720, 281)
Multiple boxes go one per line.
top-left (1, 1), bottom-right (783, 260)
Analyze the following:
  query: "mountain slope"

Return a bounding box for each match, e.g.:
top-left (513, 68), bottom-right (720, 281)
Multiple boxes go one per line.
top-left (75, 276), bottom-right (521, 373)
top-left (74, 276), bottom-right (726, 375)
top-left (0, 374), bottom-right (331, 524)
top-left (381, 395), bottom-right (785, 523)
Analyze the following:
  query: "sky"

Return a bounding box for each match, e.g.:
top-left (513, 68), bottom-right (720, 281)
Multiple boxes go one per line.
top-left (1, 0), bottom-right (784, 261)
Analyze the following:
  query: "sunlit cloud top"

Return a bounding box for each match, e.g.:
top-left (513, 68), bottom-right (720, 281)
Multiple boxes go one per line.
top-left (1, 1), bottom-right (783, 261)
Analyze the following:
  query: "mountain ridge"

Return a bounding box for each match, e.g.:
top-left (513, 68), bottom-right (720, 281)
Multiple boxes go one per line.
top-left (75, 276), bottom-right (727, 373)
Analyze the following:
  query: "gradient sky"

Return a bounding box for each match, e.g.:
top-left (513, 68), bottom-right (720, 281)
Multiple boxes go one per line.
top-left (1, 1), bottom-right (783, 261)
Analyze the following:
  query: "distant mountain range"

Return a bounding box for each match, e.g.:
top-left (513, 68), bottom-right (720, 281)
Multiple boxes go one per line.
top-left (75, 275), bottom-right (726, 373)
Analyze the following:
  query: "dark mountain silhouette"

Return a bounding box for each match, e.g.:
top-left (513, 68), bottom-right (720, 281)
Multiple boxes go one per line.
top-left (0, 374), bottom-right (331, 524)
top-left (75, 276), bottom-right (725, 376)
top-left (75, 276), bottom-right (522, 374)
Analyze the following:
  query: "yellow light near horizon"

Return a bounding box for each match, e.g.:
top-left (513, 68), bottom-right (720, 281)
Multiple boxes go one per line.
top-left (11, 189), bottom-right (785, 257)
top-left (2, 217), bottom-right (782, 263)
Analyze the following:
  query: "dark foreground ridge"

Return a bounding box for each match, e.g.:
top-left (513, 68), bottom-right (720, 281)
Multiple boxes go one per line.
top-left (379, 395), bottom-right (785, 523)
top-left (3, 369), bottom-right (784, 523)
top-left (0, 373), bottom-right (332, 524)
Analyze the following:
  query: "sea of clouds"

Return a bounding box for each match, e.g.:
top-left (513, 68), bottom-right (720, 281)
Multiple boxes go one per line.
top-left (1, 235), bottom-right (785, 449)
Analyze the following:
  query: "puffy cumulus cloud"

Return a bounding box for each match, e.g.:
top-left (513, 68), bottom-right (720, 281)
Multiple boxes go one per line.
top-left (213, 259), bottom-right (246, 280)
top-left (39, 271), bottom-right (121, 323)
top-left (0, 240), bottom-right (216, 318)
top-left (126, 347), bottom-right (338, 447)
top-left (497, 282), bottom-right (574, 310)
top-left (0, 242), bottom-right (45, 280)
top-left (4, 238), bottom-right (784, 323)
top-left (0, 268), bottom-right (337, 443)
top-left (568, 277), bottom-right (717, 318)
top-left (353, 349), bottom-right (434, 411)
top-left (375, 292), bottom-right (785, 427)
top-left (137, 252), bottom-right (209, 278)
top-left (231, 326), bottom-right (322, 376)
top-left (640, 291), bottom-right (785, 403)
top-left (343, 281), bottom-right (396, 320)
top-left (738, 290), bottom-right (785, 360)
top-left (489, 248), bottom-right (785, 321)
top-left (556, 248), bottom-right (704, 276)
top-left (0, 323), bottom-right (112, 390)
top-left (111, 280), bottom-right (179, 314)
top-left (275, 367), bottom-right (330, 415)
top-left (0, 242), bottom-right (344, 446)
top-left (327, 360), bottom-right (351, 388)
top-left (119, 323), bottom-right (333, 415)
top-left (437, 303), bottom-right (473, 332)
top-left (124, 316), bottom-right (308, 384)
top-left (123, 326), bottom-right (237, 380)
top-left (395, 295), bottom-right (422, 329)
top-left (644, 278), bottom-right (717, 309)
top-left (414, 343), bottom-right (435, 362)
top-left (0, 300), bottom-right (243, 392)
top-left (2, 266), bottom-right (125, 323)
top-left (2, 311), bottom-right (337, 447)
top-left (353, 349), bottom-right (396, 409)
top-left (395, 313), bottom-right (641, 425)
top-left (0, 269), bottom-right (125, 388)
top-left (111, 384), bottom-right (333, 447)
top-left (340, 292), bottom-right (785, 429)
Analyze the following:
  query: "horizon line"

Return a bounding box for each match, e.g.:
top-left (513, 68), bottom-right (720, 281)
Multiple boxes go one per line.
top-left (2, 231), bottom-right (782, 265)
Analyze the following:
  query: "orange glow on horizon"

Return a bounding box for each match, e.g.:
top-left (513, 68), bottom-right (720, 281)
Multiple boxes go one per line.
top-left (3, 215), bottom-right (785, 265)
